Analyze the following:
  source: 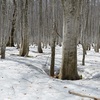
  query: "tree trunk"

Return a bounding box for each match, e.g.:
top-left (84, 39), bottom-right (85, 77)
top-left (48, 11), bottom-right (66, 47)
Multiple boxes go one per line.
top-left (59, 0), bottom-right (80, 80)
top-left (1, 0), bottom-right (6, 59)
top-left (38, 41), bottom-right (43, 53)
top-left (6, 0), bottom-right (17, 47)
top-left (82, 44), bottom-right (86, 65)
top-left (50, 38), bottom-right (55, 76)
top-left (94, 44), bottom-right (99, 52)
top-left (38, 0), bottom-right (43, 53)
top-left (20, 0), bottom-right (29, 57)
top-left (50, 0), bottom-right (56, 77)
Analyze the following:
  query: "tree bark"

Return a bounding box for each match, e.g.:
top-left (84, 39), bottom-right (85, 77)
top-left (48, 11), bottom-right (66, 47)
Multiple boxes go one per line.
top-left (20, 0), bottom-right (29, 57)
top-left (59, 0), bottom-right (80, 80)
top-left (82, 44), bottom-right (86, 65)
top-left (6, 0), bottom-right (17, 47)
top-left (38, 0), bottom-right (43, 53)
top-left (50, 0), bottom-right (56, 77)
top-left (1, 0), bottom-right (6, 59)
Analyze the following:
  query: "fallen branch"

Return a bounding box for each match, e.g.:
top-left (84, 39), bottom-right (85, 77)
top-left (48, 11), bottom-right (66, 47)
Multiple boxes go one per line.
top-left (69, 90), bottom-right (100, 100)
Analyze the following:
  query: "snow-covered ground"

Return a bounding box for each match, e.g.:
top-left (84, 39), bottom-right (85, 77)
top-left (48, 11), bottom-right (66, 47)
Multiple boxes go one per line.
top-left (0, 45), bottom-right (100, 100)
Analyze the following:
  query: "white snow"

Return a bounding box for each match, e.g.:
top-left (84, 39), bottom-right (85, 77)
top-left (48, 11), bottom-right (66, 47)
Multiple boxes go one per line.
top-left (0, 45), bottom-right (100, 100)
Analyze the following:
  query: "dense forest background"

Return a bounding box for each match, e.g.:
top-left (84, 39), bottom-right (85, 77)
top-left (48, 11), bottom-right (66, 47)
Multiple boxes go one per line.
top-left (0, 0), bottom-right (100, 80)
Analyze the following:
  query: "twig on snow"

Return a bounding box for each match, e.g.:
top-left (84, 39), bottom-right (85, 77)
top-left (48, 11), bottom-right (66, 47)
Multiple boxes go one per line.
top-left (69, 90), bottom-right (100, 100)
top-left (22, 78), bottom-right (33, 84)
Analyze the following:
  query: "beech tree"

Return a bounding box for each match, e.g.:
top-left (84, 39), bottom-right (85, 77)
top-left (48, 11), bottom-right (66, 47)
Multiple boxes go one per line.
top-left (50, 0), bottom-right (56, 77)
top-left (0, 0), bottom-right (7, 59)
top-left (6, 0), bottom-right (17, 47)
top-left (59, 0), bottom-right (80, 80)
top-left (19, 0), bottom-right (29, 57)
top-left (38, 0), bottom-right (43, 53)
top-left (81, 0), bottom-right (89, 65)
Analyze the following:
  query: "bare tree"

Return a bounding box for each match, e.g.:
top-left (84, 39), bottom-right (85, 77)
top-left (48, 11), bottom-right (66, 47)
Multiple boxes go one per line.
top-left (59, 0), bottom-right (80, 80)
top-left (0, 0), bottom-right (7, 59)
top-left (50, 0), bottom-right (56, 77)
top-left (7, 0), bottom-right (17, 47)
top-left (38, 0), bottom-right (43, 53)
top-left (19, 0), bottom-right (29, 56)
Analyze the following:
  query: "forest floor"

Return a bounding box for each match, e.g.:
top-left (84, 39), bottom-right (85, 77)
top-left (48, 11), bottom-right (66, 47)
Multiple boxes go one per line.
top-left (0, 45), bottom-right (100, 100)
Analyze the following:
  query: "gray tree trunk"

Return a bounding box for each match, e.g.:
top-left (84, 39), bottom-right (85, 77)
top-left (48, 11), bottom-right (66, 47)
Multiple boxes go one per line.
top-left (82, 44), bottom-right (86, 65)
top-left (50, 0), bottom-right (56, 77)
top-left (6, 0), bottom-right (17, 47)
top-left (20, 0), bottom-right (29, 57)
top-left (59, 0), bottom-right (80, 80)
top-left (1, 0), bottom-right (6, 59)
top-left (38, 0), bottom-right (43, 53)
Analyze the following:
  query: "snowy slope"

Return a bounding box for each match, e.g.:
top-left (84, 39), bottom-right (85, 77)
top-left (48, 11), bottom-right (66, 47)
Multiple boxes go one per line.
top-left (0, 45), bottom-right (100, 100)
